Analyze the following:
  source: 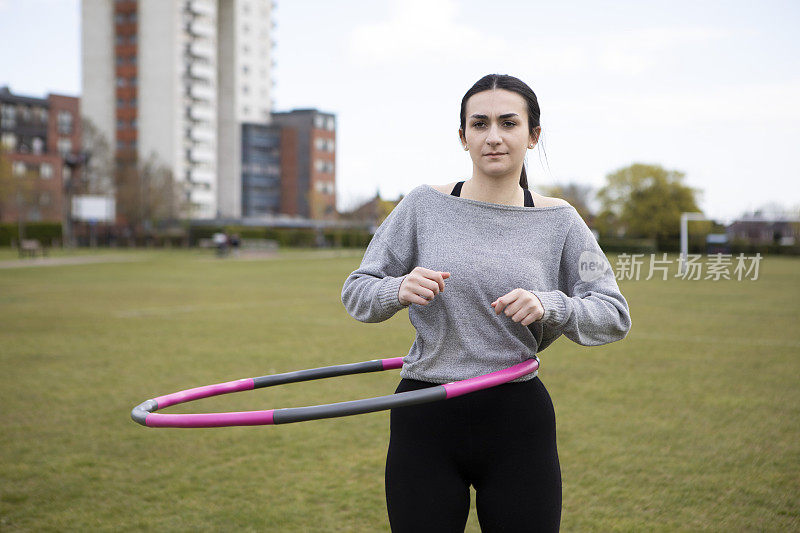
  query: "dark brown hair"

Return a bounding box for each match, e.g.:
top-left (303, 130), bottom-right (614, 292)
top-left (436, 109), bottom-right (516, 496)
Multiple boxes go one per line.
top-left (460, 74), bottom-right (542, 189)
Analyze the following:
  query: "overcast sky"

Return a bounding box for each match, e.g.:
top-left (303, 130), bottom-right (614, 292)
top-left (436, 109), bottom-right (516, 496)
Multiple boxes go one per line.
top-left (1, 0), bottom-right (798, 223)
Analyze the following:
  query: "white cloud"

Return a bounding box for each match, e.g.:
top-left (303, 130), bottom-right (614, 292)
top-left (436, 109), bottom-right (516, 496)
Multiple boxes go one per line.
top-left (597, 26), bottom-right (732, 75)
top-left (550, 80), bottom-right (800, 128)
top-left (348, 0), bottom-right (507, 66)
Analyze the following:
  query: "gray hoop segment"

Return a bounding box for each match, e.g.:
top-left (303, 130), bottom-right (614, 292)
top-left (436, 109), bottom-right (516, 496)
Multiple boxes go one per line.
top-left (131, 356), bottom-right (539, 428)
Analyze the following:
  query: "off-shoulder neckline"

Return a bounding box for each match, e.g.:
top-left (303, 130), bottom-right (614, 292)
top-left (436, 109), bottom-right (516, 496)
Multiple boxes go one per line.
top-left (421, 184), bottom-right (574, 212)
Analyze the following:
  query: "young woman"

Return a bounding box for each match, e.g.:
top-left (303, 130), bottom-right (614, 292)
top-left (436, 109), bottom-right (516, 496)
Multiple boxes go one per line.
top-left (341, 74), bottom-right (631, 532)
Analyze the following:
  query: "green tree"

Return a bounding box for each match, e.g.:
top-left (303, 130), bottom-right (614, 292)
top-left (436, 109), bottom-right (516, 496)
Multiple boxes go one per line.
top-left (597, 163), bottom-right (705, 244)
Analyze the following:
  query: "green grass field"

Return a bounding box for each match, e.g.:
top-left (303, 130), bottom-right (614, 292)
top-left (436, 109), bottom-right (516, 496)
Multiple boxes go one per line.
top-left (1, 248), bottom-right (798, 532)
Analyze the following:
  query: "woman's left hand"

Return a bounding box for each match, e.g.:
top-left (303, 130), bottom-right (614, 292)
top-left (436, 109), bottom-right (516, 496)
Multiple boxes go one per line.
top-left (491, 289), bottom-right (544, 326)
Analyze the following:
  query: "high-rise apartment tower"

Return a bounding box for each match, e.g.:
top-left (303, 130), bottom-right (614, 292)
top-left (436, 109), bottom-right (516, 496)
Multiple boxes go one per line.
top-left (81, 0), bottom-right (274, 219)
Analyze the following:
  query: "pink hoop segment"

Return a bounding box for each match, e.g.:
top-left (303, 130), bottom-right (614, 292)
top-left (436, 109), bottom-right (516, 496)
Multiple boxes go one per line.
top-left (132, 356), bottom-right (539, 428)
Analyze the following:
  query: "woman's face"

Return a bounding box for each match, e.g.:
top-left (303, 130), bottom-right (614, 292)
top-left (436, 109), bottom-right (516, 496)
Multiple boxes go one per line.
top-left (460, 89), bottom-right (539, 181)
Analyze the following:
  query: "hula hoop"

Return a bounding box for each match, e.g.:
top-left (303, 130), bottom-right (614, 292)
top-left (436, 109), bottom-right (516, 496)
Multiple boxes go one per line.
top-left (131, 356), bottom-right (539, 428)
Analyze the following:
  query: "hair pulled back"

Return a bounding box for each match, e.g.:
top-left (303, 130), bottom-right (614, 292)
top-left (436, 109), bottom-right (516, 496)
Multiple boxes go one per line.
top-left (460, 74), bottom-right (541, 189)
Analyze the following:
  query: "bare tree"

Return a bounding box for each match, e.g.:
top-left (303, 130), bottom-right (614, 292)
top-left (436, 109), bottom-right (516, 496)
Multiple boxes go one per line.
top-left (539, 181), bottom-right (596, 222)
top-left (81, 118), bottom-right (115, 195)
top-left (115, 151), bottom-right (188, 237)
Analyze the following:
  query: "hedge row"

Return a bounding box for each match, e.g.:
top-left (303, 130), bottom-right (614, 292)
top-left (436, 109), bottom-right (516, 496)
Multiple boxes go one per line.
top-left (2, 222), bottom-right (796, 255)
top-left (0, 223), bottom-right (63, 247)
top-left (189, 225), bottom-right (374, 248)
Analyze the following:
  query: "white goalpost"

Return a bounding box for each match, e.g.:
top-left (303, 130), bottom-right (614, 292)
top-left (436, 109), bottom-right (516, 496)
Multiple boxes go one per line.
top-left (679, 212), bottom-right (706, 276)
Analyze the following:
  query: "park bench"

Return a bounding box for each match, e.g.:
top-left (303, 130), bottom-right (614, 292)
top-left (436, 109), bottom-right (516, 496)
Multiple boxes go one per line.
top-left (19, 239), bottom-right (48, 258)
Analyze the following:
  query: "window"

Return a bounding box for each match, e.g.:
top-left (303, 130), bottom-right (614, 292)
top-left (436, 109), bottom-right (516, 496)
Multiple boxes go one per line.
top-left (13, 161), bottom-right (26, 176)
top-left (21, 106), bottom-right (31, 122)
top-left (32, 137), bottom-right (44, 154)
top-left (63, 165), bottom-right (71, 180)
top-left (326, 117), bottom-right (335, 131)
top-left (314, 115), bottom-right (324, 129)
top-left (243, 65), bottom-right (250, 75)
top-left (57, 138), bottom-right (72, 156)
top-left (40, 163), bottom-right (53, 179)
top-left (58, 111), bottom-right (73, 134)
top-left (1, 132), bottom-right (16, 150)
top-left (1, 104), bottom-right (16, 127)
top-left (243, 85), bottom-right (249, 95)
top-left (314, 138), bottom-right (324, 150)
top-left (315, 181), bottom-right (334, 194)
top-left (117, 77), bottom-right (127, 87)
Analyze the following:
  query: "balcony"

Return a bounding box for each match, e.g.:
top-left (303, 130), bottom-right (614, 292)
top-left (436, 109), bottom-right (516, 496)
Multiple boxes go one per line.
top-left (189, 126), bottom-right (214, 142)
top-left (188, 105), bottom-right (214, 122)
top-left (189, 83), bottom-right (215, 101)
top-left (188, 146), bottom-right (214, 164)
top-left (190, 19), bottom-right (215, 38)
top-left (189, 62), bottom-right (215, 80)
top-left (189, 168), bottom-right (215, 184)
top-left (187, 0), bottom-right (215, 17)
top-left (189, 40), bottom-right (214, 58)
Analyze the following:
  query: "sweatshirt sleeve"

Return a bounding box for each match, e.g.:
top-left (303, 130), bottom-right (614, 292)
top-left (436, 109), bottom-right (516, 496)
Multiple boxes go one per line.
top-left (530, 211), bottom-right (632, 347)
top-left (341, 191), bottom-right (417, 323)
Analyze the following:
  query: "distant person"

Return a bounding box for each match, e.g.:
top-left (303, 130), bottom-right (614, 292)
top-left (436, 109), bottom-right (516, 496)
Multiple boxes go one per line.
top-left (212, 231), bottom-right (228, 257)
top-left (229, 233), bottom-right (241, 256)
top-left (341, 74), bottom-right (632, 532)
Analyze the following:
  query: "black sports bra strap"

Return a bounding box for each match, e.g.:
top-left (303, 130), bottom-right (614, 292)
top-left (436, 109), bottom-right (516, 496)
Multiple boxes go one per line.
top-left (450, 180), bottom-right (535, 207)
top-left (524, 188), bottom-right (535, 207)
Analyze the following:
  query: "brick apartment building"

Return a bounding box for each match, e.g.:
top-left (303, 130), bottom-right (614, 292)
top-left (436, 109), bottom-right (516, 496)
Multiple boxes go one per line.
top-left (0, 86), bottom-right (81, 225)
top-left (241, 109), bottom-right (337, 220)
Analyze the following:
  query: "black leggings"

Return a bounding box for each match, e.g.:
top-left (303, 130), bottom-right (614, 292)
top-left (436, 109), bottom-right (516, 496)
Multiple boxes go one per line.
top-left (385, 376), bottom-right (562, 532)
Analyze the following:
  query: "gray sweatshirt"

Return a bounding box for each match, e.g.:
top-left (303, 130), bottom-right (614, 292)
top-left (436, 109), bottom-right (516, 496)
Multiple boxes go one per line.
top-left (341, 184), bottom-right (632, 383)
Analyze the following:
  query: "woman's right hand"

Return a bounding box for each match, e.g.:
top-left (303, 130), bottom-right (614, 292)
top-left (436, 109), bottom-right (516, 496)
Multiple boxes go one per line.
top-left (398, 267), bottom-right (451, 306)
